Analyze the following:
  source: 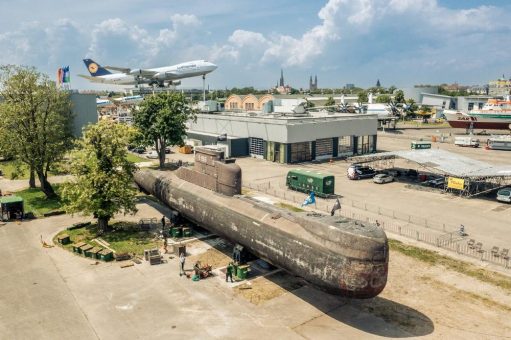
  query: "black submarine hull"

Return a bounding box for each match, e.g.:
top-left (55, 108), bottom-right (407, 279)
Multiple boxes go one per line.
top-left (135, 170), bottom-right (388, 298)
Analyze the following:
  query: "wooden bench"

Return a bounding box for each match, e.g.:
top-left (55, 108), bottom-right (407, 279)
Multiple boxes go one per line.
top-left (115, 253), bottom-right (131, 261)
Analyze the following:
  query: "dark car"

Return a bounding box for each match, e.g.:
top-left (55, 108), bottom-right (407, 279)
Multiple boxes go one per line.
top-left (132, 146), bottom-right (146, 154)
top-left (348, 165), bottom-right (376, 180)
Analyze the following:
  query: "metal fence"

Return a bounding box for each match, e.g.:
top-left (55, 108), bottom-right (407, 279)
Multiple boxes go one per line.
top-left (245, 181), bottom-right (510, 269)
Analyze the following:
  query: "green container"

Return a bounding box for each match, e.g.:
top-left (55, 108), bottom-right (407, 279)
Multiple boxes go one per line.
top-left (182, 227), bottom-right (192, 237)
top-left (237, 265), bottom-right (249, 280)
top-left (80, 244), bottom-right (93, 256)
top-left (99, 250), bottom-right (113, 261)
top-left (73, 242), bottom-right (87, 253)
top-left (171, 227), bottom-right (182, 238)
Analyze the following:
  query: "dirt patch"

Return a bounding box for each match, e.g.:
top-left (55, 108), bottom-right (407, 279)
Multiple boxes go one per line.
top-left (234, 271), bottom-right (307, 305)
top-left (187, 247), bottom-right (231, 269)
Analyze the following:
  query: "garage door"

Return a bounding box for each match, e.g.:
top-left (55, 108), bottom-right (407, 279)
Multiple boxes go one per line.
top-left (249, 138), bottom-right (264, 159)
top-left (315, 138), bottom-right (333, 160)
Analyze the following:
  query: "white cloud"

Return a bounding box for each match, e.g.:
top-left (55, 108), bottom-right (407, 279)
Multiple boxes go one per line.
top-left (212, 0), bottom-right (511, 70)
top-left (87, 14), bottom-right (202, 66)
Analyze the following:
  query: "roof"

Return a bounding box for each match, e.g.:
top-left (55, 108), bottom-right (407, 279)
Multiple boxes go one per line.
top-left (288, 168), bottom-right (334, 179)
top-left (0, 195), bottom-right (23, 204)
top-left (353, 149), bottom-right (511, 178)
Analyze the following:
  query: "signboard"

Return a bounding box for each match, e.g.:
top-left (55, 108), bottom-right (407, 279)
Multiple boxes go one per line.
top-left (447, 177), bottom-right (465, 190)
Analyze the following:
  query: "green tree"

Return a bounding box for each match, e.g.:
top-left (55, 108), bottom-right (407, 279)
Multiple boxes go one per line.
top-left (133, 92), bottom-right (196, 168)
top-left (62, 121), bottom-right (137, 233)
top-left (376, 94), bottom-right (391, 103)
top-left (394, 90), bottom-right (405, 104)
top-left (404, 99), bottom-right (419, 118)
top-left (325, 96), bottom-right (336, 107)
top-left (357, 91), bottom-right (368, 104)
top-left (0, 65), bottom-right (73, 196)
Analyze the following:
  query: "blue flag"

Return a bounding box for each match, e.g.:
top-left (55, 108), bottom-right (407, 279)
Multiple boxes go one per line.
top-left (301, 191), bottom-right (316, 207)
top-left (63, 66), bottom-right (70, 83)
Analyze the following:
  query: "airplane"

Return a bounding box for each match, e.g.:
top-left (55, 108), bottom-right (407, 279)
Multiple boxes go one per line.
top-left (78, 59), bottom-right (217, 87)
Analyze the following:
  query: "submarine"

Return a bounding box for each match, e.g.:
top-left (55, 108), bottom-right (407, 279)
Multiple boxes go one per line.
top-left (134, 147), bottom-right (388, 298)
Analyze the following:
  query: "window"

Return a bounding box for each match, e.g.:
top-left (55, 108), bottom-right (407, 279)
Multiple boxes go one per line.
top-left (338, 136), bottom-right (352, 155)
top-left (229, 102), bottom-right (238, 109)
top-left (249, 138), bottom-right (264, 157)
top-left (468, 103), bottom-right (474, 111)
top-left (357, 135), bottom-right (372, 154)
top-left (245, 102), bottom-right (255, 110)
top-left (315, 138), bottom-right (333, 158)
top-left (290, 142), bottom-right (312, 162)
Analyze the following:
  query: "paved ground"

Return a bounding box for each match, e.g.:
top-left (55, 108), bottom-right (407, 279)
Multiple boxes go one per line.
top-left (1, 198), bottom-right (511, 339)
top-left (2, 125), bottom-right (511, 339)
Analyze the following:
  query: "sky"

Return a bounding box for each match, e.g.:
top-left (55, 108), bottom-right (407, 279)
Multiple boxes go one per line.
top-left (0, 0), bottom-right (510, 90)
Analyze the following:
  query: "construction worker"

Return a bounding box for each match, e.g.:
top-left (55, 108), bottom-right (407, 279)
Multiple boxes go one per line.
top-left (226, 262), bottom-right (234, 283)
top-left (193, 261), bottom-right (201, 280)
top-left (179, 252), bottom-right (185, 276)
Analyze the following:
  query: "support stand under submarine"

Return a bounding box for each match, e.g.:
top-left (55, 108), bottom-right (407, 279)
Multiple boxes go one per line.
top-left (135, 147), bottom-right (388, 298)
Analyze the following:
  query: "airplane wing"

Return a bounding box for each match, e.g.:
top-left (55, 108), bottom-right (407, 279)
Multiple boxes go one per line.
top-left (104, 65), bottom-right (131, 73)
top-left (78, 74), bottom-right (106, 83)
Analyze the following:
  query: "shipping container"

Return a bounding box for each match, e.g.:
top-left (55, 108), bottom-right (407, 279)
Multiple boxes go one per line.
top-left (286, 169), bottom-right (335, 197)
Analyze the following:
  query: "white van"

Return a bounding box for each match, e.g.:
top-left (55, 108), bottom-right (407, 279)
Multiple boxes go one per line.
top-left (497, 187), bottom-right (511, 203)
top-left (454, 136), bottom-right (479, 148)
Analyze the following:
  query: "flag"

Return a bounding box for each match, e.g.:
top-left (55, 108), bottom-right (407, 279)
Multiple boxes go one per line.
top-left (330, 198), bottom-right (341, 216)
top-left (57, 68), bottom-right (63, 85)
top-left (301, 191), bottom-right (316, 207)
top-left (63, 66), bottom-right (70, 83)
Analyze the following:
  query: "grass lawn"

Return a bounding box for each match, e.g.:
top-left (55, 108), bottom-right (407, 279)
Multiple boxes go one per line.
top-left (126, 153), bottom-right (149, 163)
top-left (54, 221), bottom-right (161, 256)
top-left (15, 185), bottom-right (63, 216)
top-left (0, 160), bottom-right (69, 180)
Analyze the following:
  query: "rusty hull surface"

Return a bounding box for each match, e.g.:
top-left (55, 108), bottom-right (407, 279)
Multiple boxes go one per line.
top-left (134, 169), bottom-right (389, 298)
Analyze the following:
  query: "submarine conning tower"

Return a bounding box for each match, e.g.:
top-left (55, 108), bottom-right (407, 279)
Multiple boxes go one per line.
top-left (176, 146), bottom-right (241, 196)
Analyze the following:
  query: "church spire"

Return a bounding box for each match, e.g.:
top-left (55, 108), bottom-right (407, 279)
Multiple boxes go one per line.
top-left (279, 69), bottom-right (285, 87)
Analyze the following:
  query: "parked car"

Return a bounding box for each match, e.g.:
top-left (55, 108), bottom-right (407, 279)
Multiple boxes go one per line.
top-left (348, 165), bottom-right (376, 180)
top-left (146, 150), bottom-right (159, 159)
top-left (132, 146), bottom-right (146, 154)
top-left (425, 177), bottom-right (445, 188)
top-left (497, 187), bottom-right (511, 203)
top-left (373, 173), bottom-right (394, 184)
top-left (165, 147), bottom-right (172, 154)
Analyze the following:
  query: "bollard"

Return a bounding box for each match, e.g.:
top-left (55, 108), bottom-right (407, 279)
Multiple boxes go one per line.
top-left (398, 226), bottom-right (402, 235)
top-left (416, 231), bottom-right (419, 241)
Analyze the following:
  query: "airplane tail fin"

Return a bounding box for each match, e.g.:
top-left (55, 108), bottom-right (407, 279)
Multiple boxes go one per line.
top-left (83, 59), bottom-right (112, 76)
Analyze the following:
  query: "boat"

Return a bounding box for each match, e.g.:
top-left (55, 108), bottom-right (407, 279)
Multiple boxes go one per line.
top-left (444, 98), bottom-right (511, 130)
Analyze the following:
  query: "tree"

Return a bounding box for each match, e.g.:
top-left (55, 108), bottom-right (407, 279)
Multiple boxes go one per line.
top-left (325, 96), bottom-right (336, 108)
top-left (376, 94), bottom-right (391, 103)
top-left (357, 91), bottom-right (368, 104)
top-left (394, 90), bottom-right (405, 104)
top-left (133, 92), bottom-right (196, 168)
top-left (61, 121), bottom-right (137, 233)
top-left (404, 99), bottom-right (419, 118)
top-left (0, 65), bottom-right (73, 196)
